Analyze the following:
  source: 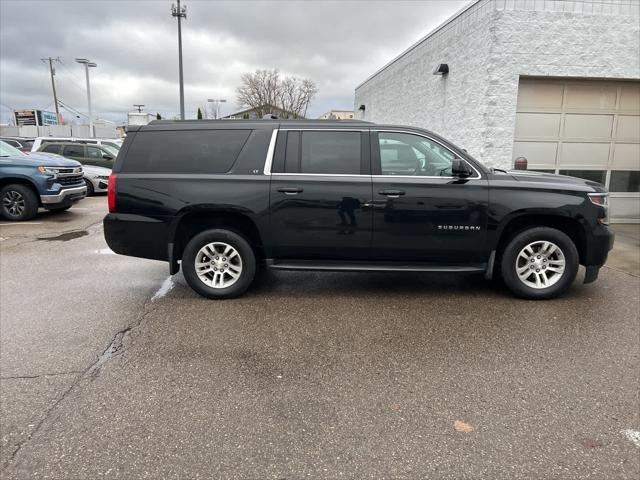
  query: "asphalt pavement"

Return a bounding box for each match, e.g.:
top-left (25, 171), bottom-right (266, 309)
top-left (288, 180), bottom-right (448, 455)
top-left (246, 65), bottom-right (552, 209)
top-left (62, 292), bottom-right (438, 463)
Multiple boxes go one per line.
top-left (1, 197), bottom-right (638, 479)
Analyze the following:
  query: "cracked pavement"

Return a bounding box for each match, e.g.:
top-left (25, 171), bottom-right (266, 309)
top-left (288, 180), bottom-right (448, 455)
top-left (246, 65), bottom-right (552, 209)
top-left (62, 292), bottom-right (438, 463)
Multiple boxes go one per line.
top-left (1, 197), bottom-right (639, 479)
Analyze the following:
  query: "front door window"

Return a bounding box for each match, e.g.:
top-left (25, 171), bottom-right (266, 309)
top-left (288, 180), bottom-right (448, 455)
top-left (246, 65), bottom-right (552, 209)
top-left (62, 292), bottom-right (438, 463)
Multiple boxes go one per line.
top-left (378, 132), bottom-right (455, 177)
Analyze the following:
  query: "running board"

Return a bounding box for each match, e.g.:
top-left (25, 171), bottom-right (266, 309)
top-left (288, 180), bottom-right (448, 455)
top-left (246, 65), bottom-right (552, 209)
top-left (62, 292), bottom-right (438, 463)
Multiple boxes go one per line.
top-left (266, 259), bottom-right (486, 273)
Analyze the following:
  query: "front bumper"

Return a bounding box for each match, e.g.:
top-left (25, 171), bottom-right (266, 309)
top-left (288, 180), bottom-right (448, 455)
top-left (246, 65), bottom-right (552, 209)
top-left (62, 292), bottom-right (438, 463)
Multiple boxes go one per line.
top-left (40, 185), bottom-right (87, 205)
top-left (582, 224), bottom-right (615, 284)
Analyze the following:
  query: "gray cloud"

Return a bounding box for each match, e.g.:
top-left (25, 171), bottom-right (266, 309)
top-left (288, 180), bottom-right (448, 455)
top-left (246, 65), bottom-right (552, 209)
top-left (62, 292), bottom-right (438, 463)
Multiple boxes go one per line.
top-left (1, 0), bottom-right (469, 124)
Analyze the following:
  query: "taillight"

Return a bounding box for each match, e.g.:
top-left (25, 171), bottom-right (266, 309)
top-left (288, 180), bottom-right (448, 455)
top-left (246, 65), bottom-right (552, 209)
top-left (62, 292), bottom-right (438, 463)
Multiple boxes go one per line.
top-left (107, 173), bottom-right (117, 212)
top-left (588, 193), bottom-right (609, 225)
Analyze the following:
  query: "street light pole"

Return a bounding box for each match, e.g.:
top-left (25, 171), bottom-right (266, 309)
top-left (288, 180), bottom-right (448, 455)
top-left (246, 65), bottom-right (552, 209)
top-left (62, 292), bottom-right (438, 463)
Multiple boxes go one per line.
top-left (172, 0), bottom-right (187, 120)
top-left (75, 58), bottom-right (97, 137)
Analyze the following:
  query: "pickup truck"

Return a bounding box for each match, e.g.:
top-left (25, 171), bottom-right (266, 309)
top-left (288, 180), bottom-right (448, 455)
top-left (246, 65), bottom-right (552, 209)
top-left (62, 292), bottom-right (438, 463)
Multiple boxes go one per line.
top-left (104, 120), bottom-right (614, 300)
top-left (0, 140), bottom-right (86, 220)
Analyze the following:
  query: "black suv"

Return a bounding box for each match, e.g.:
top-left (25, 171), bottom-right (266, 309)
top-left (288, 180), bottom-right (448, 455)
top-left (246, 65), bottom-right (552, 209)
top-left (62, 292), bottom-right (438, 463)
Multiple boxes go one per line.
top-left (104, 120), bottom-right (614, 300)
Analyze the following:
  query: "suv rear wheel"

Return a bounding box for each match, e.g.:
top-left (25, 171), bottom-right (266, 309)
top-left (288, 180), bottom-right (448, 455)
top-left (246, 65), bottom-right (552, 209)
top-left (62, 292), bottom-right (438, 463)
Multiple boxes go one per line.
top-left (501, 227), bottom-right (579, 300)
top-left (0, 184), bottom-right (38, 221)
top-left (182, 229), bottom-right (256, 299)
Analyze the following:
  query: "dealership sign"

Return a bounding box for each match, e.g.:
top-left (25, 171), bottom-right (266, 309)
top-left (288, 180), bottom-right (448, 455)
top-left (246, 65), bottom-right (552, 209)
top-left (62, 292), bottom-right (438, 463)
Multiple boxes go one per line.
top-left (13, 109), bottom-right (59, 126)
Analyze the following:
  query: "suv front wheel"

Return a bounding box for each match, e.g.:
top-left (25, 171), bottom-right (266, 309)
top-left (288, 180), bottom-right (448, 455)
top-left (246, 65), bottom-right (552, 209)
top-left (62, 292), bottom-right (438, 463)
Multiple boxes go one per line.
top-left (501, 227), bottom-right (579, 300)
top-left (182, 229), bottom-right (256, 299)
top-left (0, 184), bottom-right (39, 221)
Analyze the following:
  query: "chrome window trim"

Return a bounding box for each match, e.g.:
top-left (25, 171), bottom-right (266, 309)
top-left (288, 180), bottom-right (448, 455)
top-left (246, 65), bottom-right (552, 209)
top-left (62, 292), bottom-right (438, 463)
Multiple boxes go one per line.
top-left (271, 173), bottom-right (368, 178)
top-left (263, 129), bottom-right (279, 175)
top-left (279, 128), bottom-right (368, 132)
top-left (373, 129), bottom-right (483, 180)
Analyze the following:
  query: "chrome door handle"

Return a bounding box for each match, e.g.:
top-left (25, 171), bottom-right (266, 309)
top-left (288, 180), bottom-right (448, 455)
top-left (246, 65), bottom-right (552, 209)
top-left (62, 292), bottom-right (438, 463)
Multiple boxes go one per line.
top-left (378, 189), bottom-right (405, 199)
top-left (277, 187), bottom-right (303, 195)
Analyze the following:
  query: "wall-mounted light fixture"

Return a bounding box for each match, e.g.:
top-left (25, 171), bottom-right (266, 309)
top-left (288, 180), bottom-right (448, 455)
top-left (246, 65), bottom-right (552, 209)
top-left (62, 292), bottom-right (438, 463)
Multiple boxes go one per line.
top-left (433, 63), bottom-right (449, 75)
top-left (358, 104), bottom-right (366, 111)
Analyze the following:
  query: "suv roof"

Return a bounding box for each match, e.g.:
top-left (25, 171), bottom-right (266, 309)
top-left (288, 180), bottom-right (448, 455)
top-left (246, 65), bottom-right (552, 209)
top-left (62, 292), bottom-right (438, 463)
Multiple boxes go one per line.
top-left (131, 119), bottom-right (374, 132)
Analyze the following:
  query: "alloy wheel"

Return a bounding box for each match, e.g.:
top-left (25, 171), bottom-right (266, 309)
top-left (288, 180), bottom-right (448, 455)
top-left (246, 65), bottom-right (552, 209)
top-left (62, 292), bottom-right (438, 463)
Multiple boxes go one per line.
top-left (195, 242), bottom-right (243, 288)
top-left (515, 240), bottom-right (566, 289)
top-left (2, 190), bottom-right (25, 217)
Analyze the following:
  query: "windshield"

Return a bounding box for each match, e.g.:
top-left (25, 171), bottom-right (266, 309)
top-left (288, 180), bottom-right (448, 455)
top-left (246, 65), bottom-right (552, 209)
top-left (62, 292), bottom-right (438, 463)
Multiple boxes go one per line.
top-left (0, 141), bottom-right (26, 157)
top-left (103, 145), bottom-right (119, 157)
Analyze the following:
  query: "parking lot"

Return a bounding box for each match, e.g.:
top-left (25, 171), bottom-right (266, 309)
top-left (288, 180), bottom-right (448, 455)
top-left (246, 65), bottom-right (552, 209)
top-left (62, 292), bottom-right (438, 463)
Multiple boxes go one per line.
top-left (0, 196), bottom-right (638, 479)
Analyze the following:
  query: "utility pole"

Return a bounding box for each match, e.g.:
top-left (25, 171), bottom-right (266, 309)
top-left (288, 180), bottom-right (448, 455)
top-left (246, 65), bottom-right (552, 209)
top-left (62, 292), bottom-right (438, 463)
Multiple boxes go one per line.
top-left (75, 58), bottom-right (97, 137)
top-left (41, 57), bottom-right (61, 120)
top-left (172, 0), bottom-right (187, 120)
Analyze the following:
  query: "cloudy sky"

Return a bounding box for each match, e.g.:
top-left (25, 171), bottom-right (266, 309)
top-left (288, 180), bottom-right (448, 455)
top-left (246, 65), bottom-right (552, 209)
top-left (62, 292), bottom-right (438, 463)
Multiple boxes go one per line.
top-left (0, 0), bottom-right (469, 124)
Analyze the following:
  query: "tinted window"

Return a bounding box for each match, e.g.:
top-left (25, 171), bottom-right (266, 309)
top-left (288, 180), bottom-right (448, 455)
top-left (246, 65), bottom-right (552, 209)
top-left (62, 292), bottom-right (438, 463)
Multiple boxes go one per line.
top-left (610, 171), bottom-right (640, 192)
top-left (559, 170), bottom-right (606, 185)
top-left (63, 145), bottom-right (84, 158)
top-left (3, 140), bottom-right (19, 147)
top-left (123, 130), bottom-right (251, 174)
top-left (378, 132), bottom-right (455, 176)
top-left (87, 146), bottom-right (103, 159)
top-left (42, 144), bottom-right (60, 154)
top-left (284, 131), bottom-right (300, 173)
top-left (298, 131), bottom-right (361, 174)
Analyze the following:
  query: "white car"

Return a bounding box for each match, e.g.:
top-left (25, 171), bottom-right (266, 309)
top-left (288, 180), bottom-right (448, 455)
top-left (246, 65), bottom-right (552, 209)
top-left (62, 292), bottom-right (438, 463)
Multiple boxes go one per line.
top-left (25, 149), bottom-right (110, 196)
top-left (31, 137), bottom-right (122, 153)
top-left (81, 164), bottom-right (111, 195)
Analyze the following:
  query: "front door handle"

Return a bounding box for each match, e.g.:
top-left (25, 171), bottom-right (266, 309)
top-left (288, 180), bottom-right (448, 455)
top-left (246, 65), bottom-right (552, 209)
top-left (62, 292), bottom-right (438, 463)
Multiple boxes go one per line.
top-left (277, 187), bottom-right (303, 195)
top-left (378, 189), bottom-right (405, 198)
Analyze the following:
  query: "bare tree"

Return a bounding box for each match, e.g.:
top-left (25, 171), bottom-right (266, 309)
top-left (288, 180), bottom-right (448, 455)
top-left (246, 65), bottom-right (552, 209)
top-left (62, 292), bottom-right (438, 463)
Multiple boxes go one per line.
top-left (236, 69), bottom-right (318, 118)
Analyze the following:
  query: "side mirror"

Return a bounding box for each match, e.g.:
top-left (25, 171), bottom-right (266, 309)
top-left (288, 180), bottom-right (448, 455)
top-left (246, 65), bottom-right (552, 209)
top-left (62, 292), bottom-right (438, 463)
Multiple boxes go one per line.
top-left (103, 154), bottom-right (114, 160)
top-left (451, 158), bottom-right (472, 178)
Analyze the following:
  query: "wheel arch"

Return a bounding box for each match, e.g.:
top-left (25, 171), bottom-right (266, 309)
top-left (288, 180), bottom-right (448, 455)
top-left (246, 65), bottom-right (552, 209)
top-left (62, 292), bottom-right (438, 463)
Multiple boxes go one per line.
top-left (0, 177), bottom-right (41, 206)
top-left (493, 211), bottom-right (588, 267)
top-left (168, 207), bottom-right (264, 273)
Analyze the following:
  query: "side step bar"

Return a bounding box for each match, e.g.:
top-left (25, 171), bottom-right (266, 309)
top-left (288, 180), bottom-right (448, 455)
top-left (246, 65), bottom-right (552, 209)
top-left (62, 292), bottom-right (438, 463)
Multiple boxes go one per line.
top-left (266, 259), bottom-right (486, 273)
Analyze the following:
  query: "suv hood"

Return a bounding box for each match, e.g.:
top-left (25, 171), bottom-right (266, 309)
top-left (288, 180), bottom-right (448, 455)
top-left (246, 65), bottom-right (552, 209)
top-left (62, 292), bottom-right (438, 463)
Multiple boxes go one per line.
top-left (504, 170), bottom-right (607, 193)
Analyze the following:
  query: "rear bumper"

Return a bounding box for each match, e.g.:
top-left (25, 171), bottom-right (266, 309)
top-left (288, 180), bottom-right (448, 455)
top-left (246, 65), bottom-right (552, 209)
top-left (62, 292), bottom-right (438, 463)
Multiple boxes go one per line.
top-left (40, 185), bottom-right (87, 206)
top-left (103, 213), bottom-right (169, 261)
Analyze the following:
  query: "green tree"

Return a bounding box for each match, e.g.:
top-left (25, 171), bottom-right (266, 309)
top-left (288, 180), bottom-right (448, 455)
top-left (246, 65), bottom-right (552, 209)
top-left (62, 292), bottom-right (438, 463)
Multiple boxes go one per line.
top-left (197, 107), bottom-right (203, 120)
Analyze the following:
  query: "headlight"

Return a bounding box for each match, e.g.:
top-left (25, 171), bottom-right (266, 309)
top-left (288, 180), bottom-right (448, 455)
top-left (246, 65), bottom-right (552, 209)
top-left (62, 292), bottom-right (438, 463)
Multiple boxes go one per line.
top-left (37, 166), bottom-right (58, 178)
top-left (588, 193), bottom-right (609, 225)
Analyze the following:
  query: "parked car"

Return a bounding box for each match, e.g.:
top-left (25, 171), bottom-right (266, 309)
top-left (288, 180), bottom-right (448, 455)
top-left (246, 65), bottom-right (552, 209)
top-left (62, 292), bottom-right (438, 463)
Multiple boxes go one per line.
top-left (103, 120), bottom-right (614, 300)
top-left (81, 164), bottom-right (111, 195)
top-left (0, 140), bottom-right (86, 221)
top-left (21, 149), bottom-right (110, 196)
top-left (0, 137), bottom-right (34, 153)
top-left (31, 137), bottom-right (122, 152)
top-left (37, 142), bottom-right (117, 169)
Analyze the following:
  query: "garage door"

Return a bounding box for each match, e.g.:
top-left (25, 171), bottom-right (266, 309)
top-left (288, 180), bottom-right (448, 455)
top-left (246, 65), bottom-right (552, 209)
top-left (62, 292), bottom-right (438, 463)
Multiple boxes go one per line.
top-left (513, 78), bottom-right (640, 222)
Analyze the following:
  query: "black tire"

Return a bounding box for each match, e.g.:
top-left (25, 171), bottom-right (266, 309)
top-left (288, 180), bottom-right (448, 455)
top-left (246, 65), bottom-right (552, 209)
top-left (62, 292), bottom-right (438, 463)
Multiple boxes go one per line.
top-left (182, 229), bottom-right (256, 299)
top-left (501, 227), bottom-right (579, 300)
top-left (84, 179), bottom-right (95, 196)
top-left (0, 184), bottom-right (39, 221)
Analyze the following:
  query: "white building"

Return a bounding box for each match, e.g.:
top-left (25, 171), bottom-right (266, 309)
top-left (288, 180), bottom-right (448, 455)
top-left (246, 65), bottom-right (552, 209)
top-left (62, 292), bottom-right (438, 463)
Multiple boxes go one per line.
top-left (355, 0), bottom-right (640, 222)
top-left (127, 112), bottom-right (155, 126)
top-left (318, 110), bottom-right (355, 120)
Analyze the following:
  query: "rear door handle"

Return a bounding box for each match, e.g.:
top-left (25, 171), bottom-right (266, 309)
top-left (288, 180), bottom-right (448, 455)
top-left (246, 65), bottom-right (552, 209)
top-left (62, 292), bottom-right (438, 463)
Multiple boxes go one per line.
top-left (378, 189), bottom-right (405, 198)
top-left (277, 187), bottom-right (303, 195)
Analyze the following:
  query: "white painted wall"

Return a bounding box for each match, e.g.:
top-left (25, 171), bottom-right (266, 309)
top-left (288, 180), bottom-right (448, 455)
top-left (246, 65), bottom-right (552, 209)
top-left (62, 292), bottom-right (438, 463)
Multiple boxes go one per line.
top-left (355, 0), bottom-right (640, 168)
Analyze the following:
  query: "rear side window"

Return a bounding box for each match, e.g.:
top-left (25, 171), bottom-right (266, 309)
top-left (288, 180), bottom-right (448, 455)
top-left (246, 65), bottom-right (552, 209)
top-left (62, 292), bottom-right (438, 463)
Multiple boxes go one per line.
top-left (284, 131), bottom-right (361, 174)
top-left (63, 144), bottom-right (84, 158)
top-left (122, 130), bottom-right (251, 174)
top-left (42, 144), bottom-right (60, 154)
